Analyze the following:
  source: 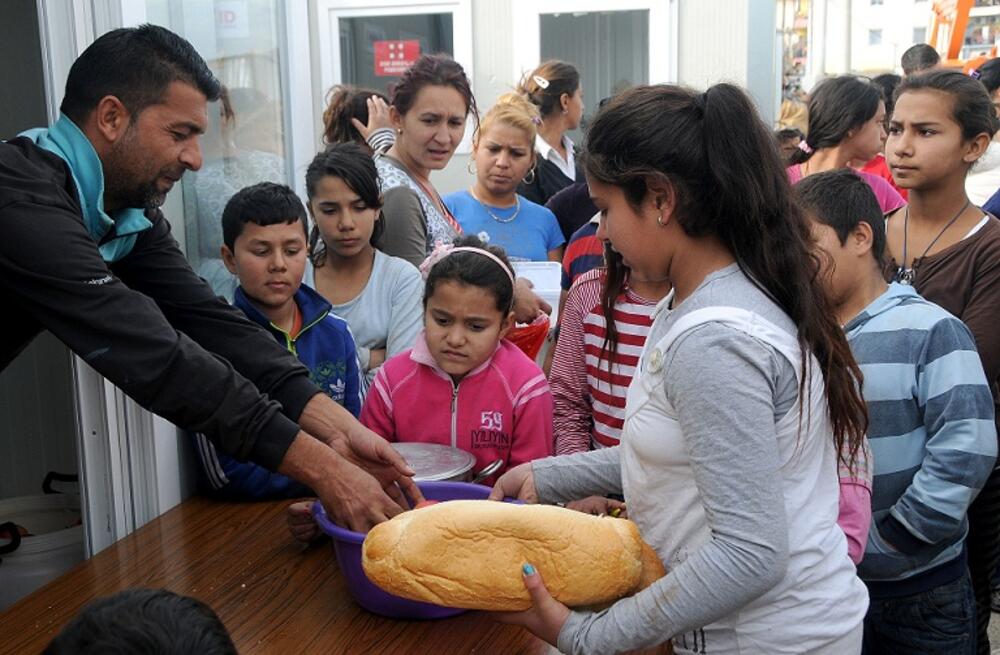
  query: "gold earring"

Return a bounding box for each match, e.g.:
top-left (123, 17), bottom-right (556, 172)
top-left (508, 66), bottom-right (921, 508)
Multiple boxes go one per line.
top-left (656, 214), bottom-right (666, 226)
top-left (396, 128), bottom-right (403, 135)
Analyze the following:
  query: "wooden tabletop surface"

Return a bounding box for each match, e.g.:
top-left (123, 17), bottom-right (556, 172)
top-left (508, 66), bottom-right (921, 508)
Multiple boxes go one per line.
top-left (0, 496), bottom-right (672, 655)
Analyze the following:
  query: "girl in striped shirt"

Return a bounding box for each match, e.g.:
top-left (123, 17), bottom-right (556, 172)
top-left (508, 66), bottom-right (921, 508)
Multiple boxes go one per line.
top-left (550, 245), bottom-right (670, 455)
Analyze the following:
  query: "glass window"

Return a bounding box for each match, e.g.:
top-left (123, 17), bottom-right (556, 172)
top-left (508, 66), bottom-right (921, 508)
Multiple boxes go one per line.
top-left (540, 10), bottom-right (649, 144)
top-left (338, 14), bottom-right (454, 90)
top-left (145, 0), bottom-right (290, 298)
top-left (913, 27), bottom-right (927, 44)
top-left (868, 29), bottom-right (882, 46)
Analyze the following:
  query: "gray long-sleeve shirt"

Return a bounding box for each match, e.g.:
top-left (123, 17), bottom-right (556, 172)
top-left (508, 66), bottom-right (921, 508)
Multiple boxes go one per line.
top-left (536, 264), bottom-right (820, 654)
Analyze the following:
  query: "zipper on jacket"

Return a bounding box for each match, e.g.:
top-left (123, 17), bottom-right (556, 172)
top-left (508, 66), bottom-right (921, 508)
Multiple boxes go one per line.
top-left (272, 313), bottom-right (326, 358)
top-left (450, 382), bottom-right (459, 449)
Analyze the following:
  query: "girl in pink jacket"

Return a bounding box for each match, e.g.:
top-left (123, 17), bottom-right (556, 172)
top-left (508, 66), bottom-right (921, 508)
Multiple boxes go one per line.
top-left (360, 236), bottom-right (554, 482)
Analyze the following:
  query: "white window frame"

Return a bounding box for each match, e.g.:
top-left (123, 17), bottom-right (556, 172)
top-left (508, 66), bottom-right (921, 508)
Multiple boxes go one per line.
top-left (313, 0), bottom-right (475, 153)
top-left (509, 0), bottom-right (678, 89)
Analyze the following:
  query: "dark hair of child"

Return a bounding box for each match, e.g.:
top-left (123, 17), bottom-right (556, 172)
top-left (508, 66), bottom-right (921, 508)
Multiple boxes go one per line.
top-left (795, 168), bottom-right (887, 267)
top-left (871, 73), bottom-right (902, 116)
top-left (424, 235), bottom-right (516, 313)
top-left (221, 181), bottom-right (308, 251)
top-left (322, 85), bottom-right (390, 147)
top-left (975, 58), bottom-right (1000, 96)
top-left (897, 68), bottom-right (1000, 142)
top-left (584, 83), bottom-right (868, 468)
top-left (305, 142), bottom-right (385, 266)
top-left (901, 43), bottom-right (940, 76)
top-left (789, 75), bottom-right (883, 165)
top-left (43, 588), bottom-right (236, 655)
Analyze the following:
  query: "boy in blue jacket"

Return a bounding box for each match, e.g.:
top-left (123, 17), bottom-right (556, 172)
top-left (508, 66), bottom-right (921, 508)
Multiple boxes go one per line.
top-left (194, 182), bottom-right (363, 499)
top-left (797, 169), bottom-right (997, 654)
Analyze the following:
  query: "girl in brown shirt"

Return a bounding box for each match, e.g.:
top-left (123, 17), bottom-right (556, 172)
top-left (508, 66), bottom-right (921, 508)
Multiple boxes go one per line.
top-left (884, 69), bottom-right (1000, 654)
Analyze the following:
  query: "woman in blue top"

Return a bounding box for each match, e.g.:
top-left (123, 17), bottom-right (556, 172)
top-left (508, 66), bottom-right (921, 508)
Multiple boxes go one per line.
top-left (445, 93), bottom-right (565, 262)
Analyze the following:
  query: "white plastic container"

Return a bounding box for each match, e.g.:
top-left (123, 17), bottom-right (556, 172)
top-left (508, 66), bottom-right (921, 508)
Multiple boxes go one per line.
top-left (0, 493), bottom-right (84, 610)
top-left (512, 261), bottom-right (562, 326)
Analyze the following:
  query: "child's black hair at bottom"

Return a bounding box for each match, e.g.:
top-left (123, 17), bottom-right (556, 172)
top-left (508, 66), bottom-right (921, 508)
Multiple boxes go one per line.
top-left (424, 235), bottom-right (516, 313)
top-left (43, 588), bottom-right (237, 655)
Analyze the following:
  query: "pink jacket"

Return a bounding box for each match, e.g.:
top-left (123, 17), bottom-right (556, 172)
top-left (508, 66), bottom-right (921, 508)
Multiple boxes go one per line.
top-left (360, 333), bottom-right (554, 482)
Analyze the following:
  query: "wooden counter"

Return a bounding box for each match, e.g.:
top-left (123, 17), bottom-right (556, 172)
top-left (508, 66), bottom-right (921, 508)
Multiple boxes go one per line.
top-left (0, 497), bottom-right (672, 654)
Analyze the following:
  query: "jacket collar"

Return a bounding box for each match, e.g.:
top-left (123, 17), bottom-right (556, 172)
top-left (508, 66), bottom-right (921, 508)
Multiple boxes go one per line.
top-left (20, 114), bottom-right (152, 263)
top-left (410, 331), bottom-right (502, 383)
top-left (234, 283), bottom-right (333, 339)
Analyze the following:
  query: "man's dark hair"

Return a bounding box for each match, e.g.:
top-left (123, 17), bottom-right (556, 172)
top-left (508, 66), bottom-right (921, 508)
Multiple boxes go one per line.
top-left (60, 24), bottom-right (221, 124)
top-left (43, 588), bottom-right (236, 655)
top-left (775, 127), bottom-right (804, 142)
top-left (794, 169), bottom-right (886, 266)
top-left (871, 73), bottom-right (902, 116)
top-left (901, 43), bottom-right (940, 76)
top-left (976, 57), bottom-right (1000, 95)
top-left (222, 182), bottom-right (308, 251)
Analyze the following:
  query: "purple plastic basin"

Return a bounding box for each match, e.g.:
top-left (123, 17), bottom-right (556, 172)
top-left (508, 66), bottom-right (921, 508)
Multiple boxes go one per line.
top-left (312, 480), bottom-right (494, 619)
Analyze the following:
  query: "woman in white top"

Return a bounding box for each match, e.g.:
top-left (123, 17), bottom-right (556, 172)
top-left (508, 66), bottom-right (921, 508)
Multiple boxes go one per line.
top-left (491, 84), bottom-right (870, 654)
top-left (516, 60), bottom-right (584, 206)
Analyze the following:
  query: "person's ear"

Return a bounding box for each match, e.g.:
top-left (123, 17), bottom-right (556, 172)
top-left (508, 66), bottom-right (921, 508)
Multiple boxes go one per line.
top-left (645, 175), bottom-right (677, 226)
top-left (850, 221), bottom-right (875, 259)
top-left (963, 132), bottom-right (992, 164)
top-left (498, 311), bottom-right (516, 339)
top-left (389, 105), bottom-right (404, 133)
top-left (560, 92), bottom-right (571, 114)
top-left (220, 244), bottom-right (238, 274)
top-left (92, 95), bottom-right (131, 145)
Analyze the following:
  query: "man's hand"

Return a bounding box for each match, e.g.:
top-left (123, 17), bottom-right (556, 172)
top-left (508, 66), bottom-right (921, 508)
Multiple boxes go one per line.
top-left (493, 564), bottom-right (570, 647)
top-left (513, 277), bottom-right (552, 324)
top-left (278, 431), bottom-right (419, 533)
top-left (488, 462), bottom-right (538, 503)
top-left (351, 95), bottom-right (392, 140)
top-left (298, 394), bottom-right (424, 510)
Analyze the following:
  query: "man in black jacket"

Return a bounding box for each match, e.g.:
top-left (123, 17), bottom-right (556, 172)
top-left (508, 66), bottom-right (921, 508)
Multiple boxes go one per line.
top-left (0, 25), bottom-right (420, 531)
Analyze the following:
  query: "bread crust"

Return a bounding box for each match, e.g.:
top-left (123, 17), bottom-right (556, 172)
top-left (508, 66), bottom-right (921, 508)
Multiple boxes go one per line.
top-left (362, 501), bottom-right (663, 611)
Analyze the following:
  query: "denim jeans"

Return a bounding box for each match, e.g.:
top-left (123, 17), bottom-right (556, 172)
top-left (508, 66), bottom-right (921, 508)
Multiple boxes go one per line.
top-left (862, 571), bottom-right (976, 655)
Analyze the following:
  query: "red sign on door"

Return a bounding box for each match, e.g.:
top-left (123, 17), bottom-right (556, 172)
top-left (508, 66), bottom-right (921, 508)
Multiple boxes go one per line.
top-left (374, 40), bottom-right (420, 77)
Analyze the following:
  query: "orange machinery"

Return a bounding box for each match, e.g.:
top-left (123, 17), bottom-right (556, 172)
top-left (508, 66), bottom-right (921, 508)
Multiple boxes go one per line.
top-left (930, 0), bottom-right (997, 72)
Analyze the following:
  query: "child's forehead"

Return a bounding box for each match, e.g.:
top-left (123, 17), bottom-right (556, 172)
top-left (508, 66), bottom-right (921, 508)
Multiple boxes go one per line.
top-left (236, 219), bottom-right (307, 244)
top-left (893, 89), bottom-right (956, 121)
top-left (427, 279), bottom-right (503, 315)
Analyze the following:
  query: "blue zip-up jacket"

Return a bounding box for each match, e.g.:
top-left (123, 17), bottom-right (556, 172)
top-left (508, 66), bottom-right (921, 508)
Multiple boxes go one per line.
top-left (195, 283), bottom-right (364, 499)
top-left (850, 283), bottom-right (997, 596)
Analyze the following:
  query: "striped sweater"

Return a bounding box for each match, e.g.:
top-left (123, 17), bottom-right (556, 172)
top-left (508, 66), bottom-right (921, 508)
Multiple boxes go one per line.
top-left (848, 283), bottom-right (997, 593)
top-left (549, 268), bottom-right (657, 454)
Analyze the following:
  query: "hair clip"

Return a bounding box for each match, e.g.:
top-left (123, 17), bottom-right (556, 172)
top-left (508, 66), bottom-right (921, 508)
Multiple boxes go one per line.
top-left (531, 116), bottom-right (542, 126)
top-left (797, 140), bottom-right (814, 154)
top-left (970, 69), bottom-right (983, 80)
top-left (532, 75), bottom-right (550, 90)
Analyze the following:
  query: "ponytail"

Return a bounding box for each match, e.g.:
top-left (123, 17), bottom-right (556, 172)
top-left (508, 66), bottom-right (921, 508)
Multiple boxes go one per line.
top-left (586, 84), bottom-right (867, 471)
top-left (788, 75), bottom-right (882, 165)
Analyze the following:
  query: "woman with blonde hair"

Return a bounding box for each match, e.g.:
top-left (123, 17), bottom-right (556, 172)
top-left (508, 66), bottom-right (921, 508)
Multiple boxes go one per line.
top-left (516, 60), bottom-right (584, 205)
top-left (445, 93), bottom-right (564, 262)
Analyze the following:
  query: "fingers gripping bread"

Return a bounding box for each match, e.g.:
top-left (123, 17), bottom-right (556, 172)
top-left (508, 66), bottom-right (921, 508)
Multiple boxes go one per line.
top-left (362, 501), bottom-right (663, 611)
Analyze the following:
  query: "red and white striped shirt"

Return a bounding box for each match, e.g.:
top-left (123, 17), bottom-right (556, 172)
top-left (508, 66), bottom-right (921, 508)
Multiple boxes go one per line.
top-left (549, 268), bottom-right (657, 454)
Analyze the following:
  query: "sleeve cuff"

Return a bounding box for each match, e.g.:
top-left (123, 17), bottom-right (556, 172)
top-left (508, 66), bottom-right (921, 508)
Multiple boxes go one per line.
top-left (272, 374), bottom-right (323, 422)
top-left (356, 346), bottom-right (372, 372)
top-left (879, 513), bottom-right (927, 555)
top-left (247, 411), bottom-right (301, 472)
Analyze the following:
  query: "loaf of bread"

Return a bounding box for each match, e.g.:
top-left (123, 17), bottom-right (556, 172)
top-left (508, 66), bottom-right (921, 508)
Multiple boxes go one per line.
top-left (362, 500), bottom-right (666, 611)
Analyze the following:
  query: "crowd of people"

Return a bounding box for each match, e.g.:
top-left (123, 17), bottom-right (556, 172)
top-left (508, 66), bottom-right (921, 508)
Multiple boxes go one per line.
top-left (3, 24), bottom-right (1000, 655)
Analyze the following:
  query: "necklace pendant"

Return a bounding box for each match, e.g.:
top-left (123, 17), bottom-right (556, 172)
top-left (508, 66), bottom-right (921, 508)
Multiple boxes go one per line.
top-left (895, 266), bottom-right (914, 285)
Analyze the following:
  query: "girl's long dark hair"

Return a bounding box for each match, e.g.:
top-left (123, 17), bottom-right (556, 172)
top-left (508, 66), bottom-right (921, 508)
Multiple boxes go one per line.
top-left (598, 244), bottom-right (629, 376)
top-left (585, 84), bottom-right (867, 469)
top-left (789, 75), bottom-right (882, 165)
top-left (305, 143), bottom-right (384, 268)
